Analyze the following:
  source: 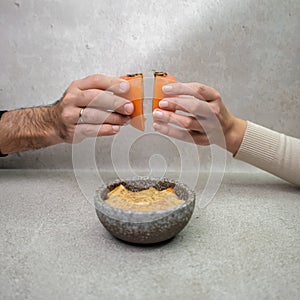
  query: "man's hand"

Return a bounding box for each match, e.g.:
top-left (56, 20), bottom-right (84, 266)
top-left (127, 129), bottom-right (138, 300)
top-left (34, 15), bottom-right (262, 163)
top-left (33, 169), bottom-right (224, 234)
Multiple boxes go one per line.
top-left (0, 74), bottom-right (134, 154)
top-left (152, 82), bottom-right (247, 155)
top-left (52, 74), bottom-right (133, 143)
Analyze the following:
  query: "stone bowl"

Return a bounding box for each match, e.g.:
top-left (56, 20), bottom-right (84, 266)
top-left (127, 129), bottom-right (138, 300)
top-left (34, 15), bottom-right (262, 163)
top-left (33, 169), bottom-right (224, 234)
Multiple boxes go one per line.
top-left (94, 177), bottom-right (196, 244)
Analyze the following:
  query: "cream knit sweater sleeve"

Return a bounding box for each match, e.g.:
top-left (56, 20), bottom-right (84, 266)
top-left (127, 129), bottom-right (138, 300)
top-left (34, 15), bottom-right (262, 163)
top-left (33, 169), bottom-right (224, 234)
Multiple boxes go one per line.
top-left (235, 121), bottom-right (300, 186)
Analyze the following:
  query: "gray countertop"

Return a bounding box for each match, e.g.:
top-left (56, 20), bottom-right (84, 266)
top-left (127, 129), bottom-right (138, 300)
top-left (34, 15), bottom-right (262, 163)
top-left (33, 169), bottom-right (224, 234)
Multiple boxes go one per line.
top-left (0, 170), bottom-right (299, 300)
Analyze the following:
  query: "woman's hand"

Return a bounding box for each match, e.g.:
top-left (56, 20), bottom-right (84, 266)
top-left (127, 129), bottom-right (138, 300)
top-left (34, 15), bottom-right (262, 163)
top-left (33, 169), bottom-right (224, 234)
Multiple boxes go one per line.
top-left (152, 82), bottom-right (247, 155)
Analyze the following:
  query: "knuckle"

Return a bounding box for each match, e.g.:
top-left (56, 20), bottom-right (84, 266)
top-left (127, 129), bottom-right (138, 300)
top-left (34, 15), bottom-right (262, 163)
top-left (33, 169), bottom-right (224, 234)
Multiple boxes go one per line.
top-left (78, 90), bottom-right (86, 102)
top-left (86, 126), bottom-right (96, 137)
top-left (90, 74), bottom-right (104, 85)
top-left (162, 124), bottom-right (170, 135)
top-left (182, 117), bottom-right (193, 128)
top-left (61, 109), bottom-right (74, 123)
top-left (70, 80), bottom-right (79, 88)
top-left (195, 84), bottom-right (206, 95)
top-left (166, 112), bottom-right (172, 123)
top-left (112, 96), bottom-right (123, 110)
top-left (62, 93), bottom-right (75, 106)
top-left (169, 98), bottom-right (178, 109)
top-left (215, 92), bottom-right (222, 100)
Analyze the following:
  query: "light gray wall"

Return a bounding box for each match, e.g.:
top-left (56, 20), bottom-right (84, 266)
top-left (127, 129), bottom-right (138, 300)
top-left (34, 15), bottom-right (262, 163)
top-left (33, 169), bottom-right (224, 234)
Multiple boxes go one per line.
top-left (0, 0), bottom-right (299, 171)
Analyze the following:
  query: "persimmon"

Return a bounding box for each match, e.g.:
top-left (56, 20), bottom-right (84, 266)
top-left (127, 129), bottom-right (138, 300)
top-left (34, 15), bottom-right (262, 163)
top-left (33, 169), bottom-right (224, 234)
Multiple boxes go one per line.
top-left (120, 73), bottom-right (145, 131)
top-left (152, 72), bottom-right (177, 111)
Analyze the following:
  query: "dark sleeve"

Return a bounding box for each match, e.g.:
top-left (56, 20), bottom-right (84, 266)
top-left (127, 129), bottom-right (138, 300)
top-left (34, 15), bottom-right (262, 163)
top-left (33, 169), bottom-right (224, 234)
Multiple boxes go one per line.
top-left (0, 110), bottom-right (8, 157)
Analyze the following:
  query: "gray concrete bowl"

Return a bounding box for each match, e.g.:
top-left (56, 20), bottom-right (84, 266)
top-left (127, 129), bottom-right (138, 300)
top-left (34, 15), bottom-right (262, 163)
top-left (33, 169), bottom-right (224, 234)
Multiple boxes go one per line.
top-left (94, 177), bottom-right (196, 244)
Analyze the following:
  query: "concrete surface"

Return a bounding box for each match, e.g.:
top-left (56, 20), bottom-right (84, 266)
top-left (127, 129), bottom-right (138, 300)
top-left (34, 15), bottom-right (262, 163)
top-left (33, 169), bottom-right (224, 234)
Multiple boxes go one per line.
top-left (0, 170), bottom-right (299, 300)
top-left (0, 0), bottom-right (299, 169)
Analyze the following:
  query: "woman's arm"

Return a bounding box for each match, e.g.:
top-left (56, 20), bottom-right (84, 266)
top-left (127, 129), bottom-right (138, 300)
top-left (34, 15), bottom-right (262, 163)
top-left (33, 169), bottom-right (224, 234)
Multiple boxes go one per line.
top-left (152, 81), bottom-right (300, 186)
top-left (235, 121), bottom-right (300, 186)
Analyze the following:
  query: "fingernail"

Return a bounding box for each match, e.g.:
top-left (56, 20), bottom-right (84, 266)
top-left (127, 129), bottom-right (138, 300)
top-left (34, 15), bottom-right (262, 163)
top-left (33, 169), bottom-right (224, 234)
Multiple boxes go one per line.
top-left (153, 123), bottom-right (161, 130)
top-left (112, 125), bottom-right (120, 133)
top-left (162, 85), bottom-right (172, 92)
top-left (124, 102), bottom-right (134, 114)
top-left (120, 81), bottom-right (129, 92)
top-left (153, 110), bottom-right (163, 118)
top-left (159, 100), bottom-right (168, 108)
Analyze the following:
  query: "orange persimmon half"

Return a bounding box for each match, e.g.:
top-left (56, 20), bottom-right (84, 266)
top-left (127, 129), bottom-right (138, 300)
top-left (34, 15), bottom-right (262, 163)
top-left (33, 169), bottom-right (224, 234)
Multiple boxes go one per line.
top-left (152, 72), bottom-right (177, 111)
top-left (120, 73), bottom-right (145, 131)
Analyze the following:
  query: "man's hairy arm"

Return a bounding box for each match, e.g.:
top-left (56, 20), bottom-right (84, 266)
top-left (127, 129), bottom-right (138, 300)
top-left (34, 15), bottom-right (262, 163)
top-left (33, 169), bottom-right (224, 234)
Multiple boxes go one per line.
top-left (0, 74), bottom-right (133, 155)
top-left (0, 104), bottom-right (64, 154)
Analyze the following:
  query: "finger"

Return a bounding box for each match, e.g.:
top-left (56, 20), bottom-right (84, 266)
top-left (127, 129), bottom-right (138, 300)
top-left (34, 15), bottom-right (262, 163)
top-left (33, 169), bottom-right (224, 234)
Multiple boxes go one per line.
top-left (70, 74), bottom-right (129, 94)
top-left (73, 90), bottom-right (134, 115)
top-left (66, 89), bottom-right (101, 107)
top-left (153, 122), bottom-right (209, 145)
top-left (158, 96), bottom-right (212, 117)
top-left (153, 109), bottom-right (204, 132)
top-left (77, 108), bottom-right (130, 125)
top-left (75, 124), bottom-right (121, 139)
top-left (108, 80), bottom-right (130, 96)
top-left (162, 82), bottom-right (221, 102)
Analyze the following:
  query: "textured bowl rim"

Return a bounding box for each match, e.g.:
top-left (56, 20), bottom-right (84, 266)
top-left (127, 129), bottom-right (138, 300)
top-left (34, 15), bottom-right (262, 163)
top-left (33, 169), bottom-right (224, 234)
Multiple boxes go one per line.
top-left (94, 176), bottom-right (196, 223)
